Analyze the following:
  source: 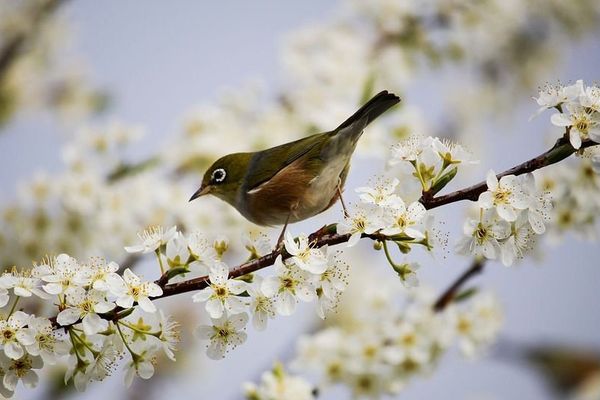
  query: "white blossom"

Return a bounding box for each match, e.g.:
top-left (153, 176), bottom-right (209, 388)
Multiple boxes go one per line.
top-left (124, 346), bottom-right (158, 387)
top-left (246, 276), bottom-right (276, 331)
top-left (157, 311), bottom-right (180, 362)
top-left (0, 271), bottom-right (48, 299)
top-left (195, 313), bottom-right (248, 360)
top-left (56, 287), bottom-right (115, 334)
top-left (243, 364), bottom-right (315, 400)
top-left (456, 209), bottom-right (511, 260)
top-left (532, 80), bottom-right (584, 118)
top-left (0, 312), bottom-right (35, 360)
top-left (0, 353), bottom-right (43, 392)
top-left (125, 226), bottom-right (177, 254)
top-left (336, 203), bottom-right (383, 247)
top-left (283, 232), bottom-right (328, 274)
top-left (187, 231), bottom-right (219, 270)
top-left (551, 103), bottom-right (600, 149)
top-left (478, 170), bottom-right (530, 222)
top-left (25, 317), bottom-right (69, 364)
top-left (108, 269), bottom-right (162, 312)
top-left (35, 254), bottom-right (88, 297)
top-left (261, 256), bottom-right (316, 316)
top-left (355, 177), bottom-right (400, 208)
top-left (380, 198), bottom-right (427, 239)
top-left (191, 262), bottom-right (247, 319)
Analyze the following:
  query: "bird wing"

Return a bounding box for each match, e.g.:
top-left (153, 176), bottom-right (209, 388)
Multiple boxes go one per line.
top-left (244, 132), bottom-right (330, 192)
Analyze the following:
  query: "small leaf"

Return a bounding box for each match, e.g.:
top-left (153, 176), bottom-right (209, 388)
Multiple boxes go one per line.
top-left (166, 266), bottom-right (189, 281)
top-left (454, 287), bottom-right (478, 303)
top-left (429, 166), bottom-right (458, 196)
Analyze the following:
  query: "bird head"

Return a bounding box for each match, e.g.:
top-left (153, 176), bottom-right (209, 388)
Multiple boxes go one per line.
top-left (189, 152), bottom-right (252, 206)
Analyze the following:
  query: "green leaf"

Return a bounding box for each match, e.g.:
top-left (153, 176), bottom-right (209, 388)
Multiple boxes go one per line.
top-left (454, 287), bottom-right (478, 303)
top-left (165, 266), bottom-right (190, 281)
top-left (429, 166), bottom-right (458, 196)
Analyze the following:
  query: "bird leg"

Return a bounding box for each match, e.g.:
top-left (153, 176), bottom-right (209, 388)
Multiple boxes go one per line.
top-left (337, 179), bottom-right (349, 218)
top-left (276, 210), bottom-right (292, 250)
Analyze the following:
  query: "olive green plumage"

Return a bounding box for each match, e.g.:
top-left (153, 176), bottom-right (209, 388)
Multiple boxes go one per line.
top-left (190, 90), bottom-right (400, 226)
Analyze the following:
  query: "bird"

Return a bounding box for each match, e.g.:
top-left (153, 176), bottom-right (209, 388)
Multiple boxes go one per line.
top-left (189, 90), bottom-right (400, 242)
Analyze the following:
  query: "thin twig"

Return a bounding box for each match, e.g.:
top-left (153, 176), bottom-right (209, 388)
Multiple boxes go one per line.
top-left (432, 259), bottom-right (485, 312)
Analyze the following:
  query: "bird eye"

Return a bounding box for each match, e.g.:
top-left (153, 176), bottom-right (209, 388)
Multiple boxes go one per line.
top-left (211, 168), bottom-right (226, 183)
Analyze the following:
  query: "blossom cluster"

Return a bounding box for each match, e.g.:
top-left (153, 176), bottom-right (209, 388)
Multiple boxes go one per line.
top-left (389, 135), bottom-right (478, 195)
top-left (0, 253), bottom-right (178, 396)
top-left (456, 171), bottom-right (551, 266)
top-left (187, 230), bottom-right (349, 359)
top-left (539, 148), bottom-right (600, 240)
top-left (535, 80), bottom-right (600, 149)
top-left (249, 281), bottom-right (502, 399)
top-left (120, 225), bottom-right (349, 360)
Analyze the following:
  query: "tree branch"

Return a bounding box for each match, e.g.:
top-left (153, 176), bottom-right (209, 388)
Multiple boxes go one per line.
top-left (422, 137), bottom-right (596, 209)
top-left (49, 138), bottom-right (599, 329)
top-left (155, 138), bottom-right (597, 300)
top-left (0, 0), bottom-right (68, 84)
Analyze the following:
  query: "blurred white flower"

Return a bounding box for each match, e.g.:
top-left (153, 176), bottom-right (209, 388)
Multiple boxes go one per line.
top-left (242, 231), bottom-right (272, 259)
top-left (382, 321), bottom-right (430, 365)
top-left (243, 364), bottom-right (315, 400)
top-left (356, 177), bottom-right (400, 208)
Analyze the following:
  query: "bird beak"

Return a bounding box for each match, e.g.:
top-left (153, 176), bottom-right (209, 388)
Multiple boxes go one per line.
top-left (189, 185), bottom-right (212, 202)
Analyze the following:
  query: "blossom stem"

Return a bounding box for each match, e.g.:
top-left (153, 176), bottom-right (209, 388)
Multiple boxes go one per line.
top-left (71, 330), bottom-right (99, 356)
top-left (120, 321), bottom-right (160, 336)
top-left (6, 296), bottom-right (20, 318)
top-left (116, 321), bottom-right (137, 357)
top-left (155, 249), bottom-right (165, 275)
top-left (381, 240), bottom-right (400, 269)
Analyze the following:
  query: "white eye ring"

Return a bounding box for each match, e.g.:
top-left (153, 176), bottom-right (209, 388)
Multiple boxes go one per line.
top-left (211, 168), bottom-right (226, 183)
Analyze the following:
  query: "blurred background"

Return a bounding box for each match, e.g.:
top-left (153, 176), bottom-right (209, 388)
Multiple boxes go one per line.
top-left (1, 0), bottom-right (599, 399)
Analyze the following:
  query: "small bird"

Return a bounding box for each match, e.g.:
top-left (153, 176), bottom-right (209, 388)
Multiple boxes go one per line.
top-left (189, 90), bottom-right (400, 240)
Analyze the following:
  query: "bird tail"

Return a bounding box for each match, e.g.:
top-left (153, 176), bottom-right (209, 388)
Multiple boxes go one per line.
top-left (334, 90), bottom-right (401, 136)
